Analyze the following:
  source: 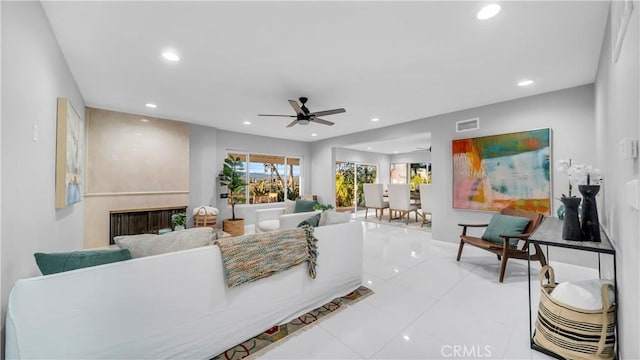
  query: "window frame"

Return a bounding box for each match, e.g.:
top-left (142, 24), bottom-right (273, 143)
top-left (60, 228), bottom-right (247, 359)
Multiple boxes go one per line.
top-left (226, 151), bottom-right (303, 205)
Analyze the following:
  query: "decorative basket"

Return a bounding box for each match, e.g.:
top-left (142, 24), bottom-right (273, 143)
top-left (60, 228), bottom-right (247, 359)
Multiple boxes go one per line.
top-left (194, 214), bottom-right (217, 229)
top-left (193, 206), bottom-right (217, 229)
top-left (534, 265), bottom-right (616, 360)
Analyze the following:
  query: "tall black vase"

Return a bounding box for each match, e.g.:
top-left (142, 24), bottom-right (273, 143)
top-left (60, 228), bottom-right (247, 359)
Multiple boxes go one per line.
top-left (579, 185), bottom-right (601, 242)
top-left (561, 197), bottom-right (582, 240)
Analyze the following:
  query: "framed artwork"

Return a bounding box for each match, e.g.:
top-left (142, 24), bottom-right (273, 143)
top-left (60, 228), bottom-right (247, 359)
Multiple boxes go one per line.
top-left (452, 128), bottom-right (551, 214)
top-left (390, 163), bottom-right (408, 184)
top-left (410, 162), bottom-right (431, 185)
top-left (55, 97), bottom-right (84, 208)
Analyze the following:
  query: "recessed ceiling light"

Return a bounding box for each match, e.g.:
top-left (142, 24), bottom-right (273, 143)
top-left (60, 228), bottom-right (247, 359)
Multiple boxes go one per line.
top-left (518, 79), bottom-right (534, 87)
top-left (145, 103), bottom-right (157, 108)
top-left (140, 118), bottom-right (149, 123)
top-left (367, 147), bottom-right (372, 150)
top-left (311, 133), bottom-right (318, 137)
top-left (477, 4), bottom-right (501, 20)
top-left (371, 118), bottom-right (379, 122)
top-left (403, 335), bottom-right (411, 342)
top-left (394, 150), bottom-right (399, 154)
top-left (243, 121), bottom-right (251, 125)
top-left (162, 51), bottom-right (180, 62)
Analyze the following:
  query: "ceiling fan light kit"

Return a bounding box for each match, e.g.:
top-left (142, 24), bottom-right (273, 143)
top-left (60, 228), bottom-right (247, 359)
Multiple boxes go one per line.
top-left (259, 97), bottom-right (345, 128)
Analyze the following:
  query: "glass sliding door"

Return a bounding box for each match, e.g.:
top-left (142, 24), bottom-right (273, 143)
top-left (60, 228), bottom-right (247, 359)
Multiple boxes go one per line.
top-left (356, 164), bottom-right (377, 208)
top-left (335, 161), bottom-right (378, 212)
top-left (335, 162), bottom-right (355, 211)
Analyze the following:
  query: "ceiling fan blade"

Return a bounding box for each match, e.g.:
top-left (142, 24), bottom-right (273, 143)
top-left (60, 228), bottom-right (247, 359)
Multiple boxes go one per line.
top-left (308, 108), bottom-right (345, 117)
top-left (311, 118), bottom-right (334, 126)
top-left (288, 100), bottom-right (304, 115)
top-left (286, 119), bottom-right (298, 128)
top-left (258, 114), bottom-right (297, 117)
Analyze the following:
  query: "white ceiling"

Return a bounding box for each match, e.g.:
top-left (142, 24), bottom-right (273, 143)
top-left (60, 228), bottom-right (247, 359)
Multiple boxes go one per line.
top-left (41, 1), bottom-right (608, 152)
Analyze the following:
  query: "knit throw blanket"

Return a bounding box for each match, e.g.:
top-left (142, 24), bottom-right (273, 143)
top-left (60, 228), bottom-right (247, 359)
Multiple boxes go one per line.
top-left (215, 225), bottom-right (318, 288)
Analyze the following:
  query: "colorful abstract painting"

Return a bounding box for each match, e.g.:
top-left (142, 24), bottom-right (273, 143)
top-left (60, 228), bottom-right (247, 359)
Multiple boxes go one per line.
top-left (452, 128), bottom-right (551, 214)
top-left (55, 98), bottom-right (84, 208)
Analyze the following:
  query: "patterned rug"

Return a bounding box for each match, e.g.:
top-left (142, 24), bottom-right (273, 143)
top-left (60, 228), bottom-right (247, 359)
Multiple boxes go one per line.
top-left (211, 286), bottom-right (373, 360)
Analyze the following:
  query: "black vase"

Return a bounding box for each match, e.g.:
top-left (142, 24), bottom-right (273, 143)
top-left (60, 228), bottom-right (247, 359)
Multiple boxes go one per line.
top-left (579, 185), bottom-right (601, 242)
top-left (561, 197), bottom-right (582, 240)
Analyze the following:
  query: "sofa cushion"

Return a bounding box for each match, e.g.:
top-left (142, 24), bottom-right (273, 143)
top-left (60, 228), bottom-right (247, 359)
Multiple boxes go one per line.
top-left (34, 249), bottom-right (132, 275)
top-left (319, 211), bottom-right (352, 226)
top-left (115, 227), bottom-right (214, 258)
top-left (257, 219), bottom-right (280, 232)
top-left (298, 213), bottom-right (322, 227)
top-left (284, 199), bottom-right (296, 214)
top-left (481, 214), bottom-right (530, 247)
top-left (294, 199), bottom-right (318, 213)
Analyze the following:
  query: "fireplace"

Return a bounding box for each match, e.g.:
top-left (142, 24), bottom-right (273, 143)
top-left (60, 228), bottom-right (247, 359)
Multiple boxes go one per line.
top-left (109, 206), bottom-right (188, 245)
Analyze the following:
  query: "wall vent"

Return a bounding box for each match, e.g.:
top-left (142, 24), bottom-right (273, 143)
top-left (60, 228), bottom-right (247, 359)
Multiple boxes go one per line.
top-left (456, 118), bottom-right (480, 132)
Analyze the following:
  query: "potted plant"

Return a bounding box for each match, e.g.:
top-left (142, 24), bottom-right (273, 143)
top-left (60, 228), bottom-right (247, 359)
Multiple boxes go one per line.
top-left (171, 212), bottom-right (187, 231)
top-left (219, 154), bottom-right (247, 236)
top-left (313, 203), bottom-right (334, 212)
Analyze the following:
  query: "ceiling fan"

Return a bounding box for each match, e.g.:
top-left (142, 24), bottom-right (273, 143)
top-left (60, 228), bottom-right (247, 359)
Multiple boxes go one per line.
top-left (258, 97), bottom-right (345, 127)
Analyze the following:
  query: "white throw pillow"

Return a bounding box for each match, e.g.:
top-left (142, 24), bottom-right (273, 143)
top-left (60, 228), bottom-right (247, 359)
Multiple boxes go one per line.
top-left (319, 211), bottom-right (352, 226)
top-left (284, 199), bottom-right (296, 214)
top-left (550, 279), bottom-right (615, 310)
top-left (192, 206), bottom-right (219, 216)
top-left (115, 227), bottom-right (214, 258)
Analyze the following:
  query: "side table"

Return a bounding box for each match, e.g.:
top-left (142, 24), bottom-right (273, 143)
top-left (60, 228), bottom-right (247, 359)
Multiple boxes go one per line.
top-left (527, 217), bottom-right (618, 359)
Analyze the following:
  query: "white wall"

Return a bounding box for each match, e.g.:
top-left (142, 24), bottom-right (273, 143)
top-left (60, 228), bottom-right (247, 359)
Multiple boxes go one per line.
top-left (214, 130), bottom-right (312, 227)
top-left (188, 124), bottom-right (218, 226)
top-left (1, 0), bottom-right (85, 341)
top-left (312, 85), bottom-right (597, 266)
top-left (594, 2), bottom-right (639, 357)
top-left (389, 150), bottom-right (431, 165)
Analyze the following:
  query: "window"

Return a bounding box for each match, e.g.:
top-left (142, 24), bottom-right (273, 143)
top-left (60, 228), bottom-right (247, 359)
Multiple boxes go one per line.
top-left (227, 152), bottom-right (301, 205)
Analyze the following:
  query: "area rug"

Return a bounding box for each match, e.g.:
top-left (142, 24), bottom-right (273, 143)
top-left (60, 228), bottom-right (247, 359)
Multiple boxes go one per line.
top-left (356, 214), bottom-right (431, 232)
top-left (210, 286), bottom-right (373, 360)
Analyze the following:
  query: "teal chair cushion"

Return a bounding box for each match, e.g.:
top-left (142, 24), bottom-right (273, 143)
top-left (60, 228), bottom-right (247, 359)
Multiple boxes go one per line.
top-left (34, 249), bottom-right (132, 275)
top-left (481, 214), bottom-right (530, 247)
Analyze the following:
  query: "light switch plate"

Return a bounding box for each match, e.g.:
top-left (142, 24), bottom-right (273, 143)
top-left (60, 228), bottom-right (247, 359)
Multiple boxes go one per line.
top-left (620, 138), bottom-right (638, 159)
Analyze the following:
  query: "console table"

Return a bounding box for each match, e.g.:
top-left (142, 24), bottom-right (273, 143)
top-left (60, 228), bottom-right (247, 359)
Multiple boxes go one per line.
top-left (527, 217), bottom-right (618, 359)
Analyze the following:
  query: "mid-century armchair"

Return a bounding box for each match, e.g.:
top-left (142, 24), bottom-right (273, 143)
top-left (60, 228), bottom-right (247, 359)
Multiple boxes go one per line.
top-left (456, 208), bottom-right (546, 282)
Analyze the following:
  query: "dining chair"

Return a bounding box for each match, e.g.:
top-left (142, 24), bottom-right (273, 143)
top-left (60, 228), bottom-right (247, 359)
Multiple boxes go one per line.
top-left (387, 184), bottom-right (418, 224)
top-left (418, 184), bottom-right (432, 227)
top-left (363, 183), bottom-right (389, 220)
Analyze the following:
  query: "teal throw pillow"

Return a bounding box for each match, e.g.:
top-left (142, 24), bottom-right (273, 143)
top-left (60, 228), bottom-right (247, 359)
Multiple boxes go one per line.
top-left (294, 199), bottom-right (318, 213)
top-left (481, 214), bottom-right (530, 247)
top-left (298, 212), bottom-right (322, 228)
top-left (34, 249), bottom-right (132, 275)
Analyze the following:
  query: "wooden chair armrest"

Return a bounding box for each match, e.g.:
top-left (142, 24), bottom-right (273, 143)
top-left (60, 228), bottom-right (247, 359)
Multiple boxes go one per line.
top-left (498, 233), bottom-right (531, 240)
top-left (458, 223), bottom-right (489, 237)
top-left (457, 223), bottom-right (489, 228)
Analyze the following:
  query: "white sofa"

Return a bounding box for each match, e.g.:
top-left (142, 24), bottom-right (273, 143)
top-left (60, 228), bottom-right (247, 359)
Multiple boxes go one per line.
top-left (254, 207), bottom-right (318, 232)
top-left (5, 221), bottom-right (363, 359)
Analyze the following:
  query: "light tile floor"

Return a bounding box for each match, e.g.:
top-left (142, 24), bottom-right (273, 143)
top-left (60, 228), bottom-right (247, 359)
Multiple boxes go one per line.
top-left (259, 220), bottom-right (599, 360)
